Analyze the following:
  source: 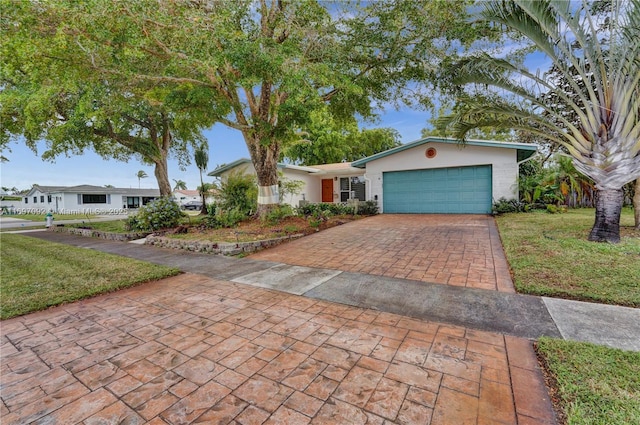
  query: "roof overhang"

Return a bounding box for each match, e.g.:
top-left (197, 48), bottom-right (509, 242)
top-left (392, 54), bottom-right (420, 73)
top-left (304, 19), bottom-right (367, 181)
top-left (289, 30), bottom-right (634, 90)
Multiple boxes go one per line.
top-left (351, 137), bottom-right (538, 168)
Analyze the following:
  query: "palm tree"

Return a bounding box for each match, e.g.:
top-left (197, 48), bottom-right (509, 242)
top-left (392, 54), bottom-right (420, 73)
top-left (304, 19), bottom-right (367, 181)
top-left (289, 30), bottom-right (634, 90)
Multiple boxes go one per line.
top-left (194, 145), bottom-right (209, 215)
top-left (173, 179), bottom-right (187, 191)
top-left (136, 170), bottom-right (148, 189)
top-left (438, 0), bottom-right (640, 243)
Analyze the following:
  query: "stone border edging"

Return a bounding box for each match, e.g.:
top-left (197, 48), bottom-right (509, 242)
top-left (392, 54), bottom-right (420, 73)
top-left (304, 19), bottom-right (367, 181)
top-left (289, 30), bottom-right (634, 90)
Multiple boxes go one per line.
top-left (48, 226), bottom-right (150, 242)
top-left (145, 233), bottom-right (304, 255)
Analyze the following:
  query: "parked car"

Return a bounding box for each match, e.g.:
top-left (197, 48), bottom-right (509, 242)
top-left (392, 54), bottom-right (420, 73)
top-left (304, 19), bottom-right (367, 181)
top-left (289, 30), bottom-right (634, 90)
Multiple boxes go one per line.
top-left (181, 201), bottom-right (203, 211)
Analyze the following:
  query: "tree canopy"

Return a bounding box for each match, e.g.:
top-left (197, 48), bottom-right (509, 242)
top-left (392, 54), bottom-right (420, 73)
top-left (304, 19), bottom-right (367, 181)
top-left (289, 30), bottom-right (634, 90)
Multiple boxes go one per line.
top-left (0, 1), bottom-right (214, 195)
top-left (282, 109), bottom-right (401, 165)
top-left (1, 0), bottom-right (490, 215)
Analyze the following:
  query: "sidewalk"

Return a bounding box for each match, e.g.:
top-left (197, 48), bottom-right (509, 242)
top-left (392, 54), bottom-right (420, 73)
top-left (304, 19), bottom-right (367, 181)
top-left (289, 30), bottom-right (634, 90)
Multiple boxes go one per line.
top-left (23, 230), bottom-right (640, 351)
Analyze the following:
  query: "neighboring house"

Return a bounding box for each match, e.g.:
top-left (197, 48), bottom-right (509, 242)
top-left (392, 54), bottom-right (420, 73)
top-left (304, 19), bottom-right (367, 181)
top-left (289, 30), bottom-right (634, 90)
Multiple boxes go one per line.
top-left (172, 189), bottom-right (216, 206)
top-left (208, 137), bottom-right (537, 214)
top-left (21, 185), bottom-right (160, 213)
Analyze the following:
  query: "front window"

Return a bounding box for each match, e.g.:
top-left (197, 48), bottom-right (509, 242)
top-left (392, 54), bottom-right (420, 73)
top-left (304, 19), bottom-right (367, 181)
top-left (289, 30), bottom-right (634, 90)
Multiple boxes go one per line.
top-left (339, 177), bottom-right (366, 202)
top-left (82, 194), bottom-right (107, 204)
top-left (126, 197), bottom-right (140, 208)
top-left (33, 196), bottom-right (37, 203)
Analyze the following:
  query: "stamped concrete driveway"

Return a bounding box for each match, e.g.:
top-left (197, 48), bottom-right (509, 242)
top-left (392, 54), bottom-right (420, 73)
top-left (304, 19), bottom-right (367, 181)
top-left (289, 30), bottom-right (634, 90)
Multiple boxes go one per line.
top-left (251, 214), bottom-right (515, 293)
top-left (1, 274), bottom-right (555, 424)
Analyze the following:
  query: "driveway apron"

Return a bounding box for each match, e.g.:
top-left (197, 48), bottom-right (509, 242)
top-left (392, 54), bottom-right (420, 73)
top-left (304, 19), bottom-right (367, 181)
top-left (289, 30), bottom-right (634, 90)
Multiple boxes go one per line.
top-left (1, 274), bottom-right (556, 424)
top-left (251, 214), bottom-right (515, 293)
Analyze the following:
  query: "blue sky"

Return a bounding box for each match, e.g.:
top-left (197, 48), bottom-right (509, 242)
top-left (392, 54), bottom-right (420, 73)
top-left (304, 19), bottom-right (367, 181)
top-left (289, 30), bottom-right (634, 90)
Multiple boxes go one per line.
top-left (0, 108), bottom-right (430, 193)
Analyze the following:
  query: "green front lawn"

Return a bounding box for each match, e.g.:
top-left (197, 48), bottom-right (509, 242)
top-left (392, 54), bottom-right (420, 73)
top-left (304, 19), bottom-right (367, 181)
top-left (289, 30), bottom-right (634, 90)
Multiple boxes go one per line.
top-left (69, 219), bottom-right (130, 233)
top-left (496, 208), bottom-right (639, 307)
top-left (537, 338), bottom-right (640, 425)
top-left (0, 233), bottom-right (180, 319)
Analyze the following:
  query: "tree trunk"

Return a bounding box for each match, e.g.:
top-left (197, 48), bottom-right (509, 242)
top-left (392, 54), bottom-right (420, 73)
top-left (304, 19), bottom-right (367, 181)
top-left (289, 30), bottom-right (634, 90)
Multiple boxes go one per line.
top-left (634, 178), bottom-right (640, 229)
top-left (154, 159), bottom-right (172, 197)
top-left (588, 188), bottom-right (623, 243)
top-left (199, 173), bottom-right (207, 215)
top-left (245, 133), bottom-right (280, 217)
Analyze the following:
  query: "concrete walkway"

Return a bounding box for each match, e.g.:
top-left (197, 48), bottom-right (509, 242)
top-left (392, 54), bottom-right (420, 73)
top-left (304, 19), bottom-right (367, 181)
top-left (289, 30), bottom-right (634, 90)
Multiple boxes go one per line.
top-left (2, 229), bottom-right (638, 424)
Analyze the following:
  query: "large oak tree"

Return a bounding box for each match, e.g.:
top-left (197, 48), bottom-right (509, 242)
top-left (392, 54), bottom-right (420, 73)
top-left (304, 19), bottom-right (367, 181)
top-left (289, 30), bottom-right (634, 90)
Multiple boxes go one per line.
top-left (0, 2), bottom-right (219, 196)
top-left (2, 0), bottom-right (486, 215)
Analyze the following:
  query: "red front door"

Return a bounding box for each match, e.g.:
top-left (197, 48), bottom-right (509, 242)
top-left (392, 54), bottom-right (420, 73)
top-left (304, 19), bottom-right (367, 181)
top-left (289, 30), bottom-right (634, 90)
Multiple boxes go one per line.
top-left (321, 179), bottom-right (333, 202)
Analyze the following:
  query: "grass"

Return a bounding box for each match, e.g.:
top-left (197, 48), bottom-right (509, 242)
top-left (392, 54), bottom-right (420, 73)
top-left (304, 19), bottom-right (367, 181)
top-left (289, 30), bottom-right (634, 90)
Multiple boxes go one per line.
top-left (66, 214), bottom-right (206, 233)
top-left (536, 338), bottom-right (640, 425)
top-left (3, 213), bottom-right (97, 221)
top-left (69, 219), bottom-right (130, 233)
top-left (0, 233), bottom-right (180, 319)
top-left (495, 208), bottom-right (639, 307)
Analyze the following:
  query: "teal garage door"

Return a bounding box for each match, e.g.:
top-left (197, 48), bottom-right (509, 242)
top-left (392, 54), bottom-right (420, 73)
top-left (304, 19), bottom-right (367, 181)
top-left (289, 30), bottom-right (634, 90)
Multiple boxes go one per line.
top-left (383, 165), bottom-right (492, 213)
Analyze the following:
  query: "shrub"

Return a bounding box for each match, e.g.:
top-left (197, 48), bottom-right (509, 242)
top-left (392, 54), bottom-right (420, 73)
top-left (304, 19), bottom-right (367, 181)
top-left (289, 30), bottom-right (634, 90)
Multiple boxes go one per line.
top-left (263, 204), bottom-right (295, 225)
top-left (296, 202), bottom-right (354, 217)
top-left (355, 200), bottom-right (379, 216)
top-left (202, 207), bottom-right (246, 229)
top-left (127, 197), bottom-right (184, 231)
top-left (492, 198), bottom-right (527, 215)
top-left (546, 204), bottom-right (568, 214)
top-left (218, 171), bottom-right (258, 216)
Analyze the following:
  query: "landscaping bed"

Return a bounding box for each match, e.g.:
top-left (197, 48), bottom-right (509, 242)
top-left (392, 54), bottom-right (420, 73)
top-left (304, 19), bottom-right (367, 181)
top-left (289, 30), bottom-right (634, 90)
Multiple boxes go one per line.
top-left (148, 215), bottom-right (359, 255)
top-left (50, 224), bottom-right (150, 241)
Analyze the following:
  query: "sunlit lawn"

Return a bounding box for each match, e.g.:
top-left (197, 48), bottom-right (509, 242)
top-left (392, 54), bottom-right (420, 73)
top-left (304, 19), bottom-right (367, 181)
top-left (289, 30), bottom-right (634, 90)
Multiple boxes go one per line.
top-left (537, 338), bottom-right (640, 425)
top-left (0, 233), bottom-right (179, 319)
top-left (496, 208), bottom-right (639, 307)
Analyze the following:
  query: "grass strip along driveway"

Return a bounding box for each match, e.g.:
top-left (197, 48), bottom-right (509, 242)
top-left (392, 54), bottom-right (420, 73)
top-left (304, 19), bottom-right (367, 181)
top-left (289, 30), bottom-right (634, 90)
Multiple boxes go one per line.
top-left (497, 208), bottom-right (639, 424)
top-left (496, 208), bottom-right (639, 307)
top-left (537, 338), bottom-right (640, 425)
top-left (0, 233), bottom-right (179, 319)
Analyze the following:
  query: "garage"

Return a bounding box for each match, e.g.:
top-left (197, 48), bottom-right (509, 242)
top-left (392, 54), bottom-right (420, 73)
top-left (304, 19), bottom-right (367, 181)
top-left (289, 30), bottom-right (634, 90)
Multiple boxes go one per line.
top-left (351, 137), bottom-right (537, 214)
top-left (382, 165), bottom-right (492, 213)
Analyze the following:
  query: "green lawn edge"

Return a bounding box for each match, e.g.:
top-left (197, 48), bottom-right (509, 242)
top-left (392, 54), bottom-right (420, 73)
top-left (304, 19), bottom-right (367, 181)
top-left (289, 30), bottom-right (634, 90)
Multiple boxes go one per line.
top-left (0, 233), bottom-right (180, 319)
top-left (495, 208), bottom-right (639, 307)
top-left (536, 337), bottom-right (640, 425)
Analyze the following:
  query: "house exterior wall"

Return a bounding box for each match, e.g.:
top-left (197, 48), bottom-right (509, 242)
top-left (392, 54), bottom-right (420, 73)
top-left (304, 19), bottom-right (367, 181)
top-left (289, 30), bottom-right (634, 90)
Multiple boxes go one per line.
top-left (282, 169), bottom-right (321, 205)
top-left (363, 142), bottom-right (518, 212)
top-left (22, 190), bottom-right (150, 213)
top-left (217, 164), bottom-right (322, 207)
top-left (217, 163), bottom-right (369, 206)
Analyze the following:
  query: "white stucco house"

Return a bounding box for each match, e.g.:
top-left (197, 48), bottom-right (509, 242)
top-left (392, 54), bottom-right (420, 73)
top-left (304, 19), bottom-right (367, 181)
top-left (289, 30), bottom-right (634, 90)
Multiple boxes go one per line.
top-left (208, 137), bottom-right (537, 214)
top-left (208, 159), bottom-right (367, 207)
top-left (21, 185), bottom-right (160, 213)
top-left (172, 189), bottom-right (218, 206)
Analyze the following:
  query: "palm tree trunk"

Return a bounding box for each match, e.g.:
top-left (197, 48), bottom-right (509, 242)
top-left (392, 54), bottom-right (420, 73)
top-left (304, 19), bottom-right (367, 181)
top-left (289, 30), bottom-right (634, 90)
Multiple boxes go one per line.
top-left (634, 178), bottom-right (640, 230)
top-left (199, 173), bottom-right (207, 215)
top-left (588, 188), bottom-right (623, 243)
